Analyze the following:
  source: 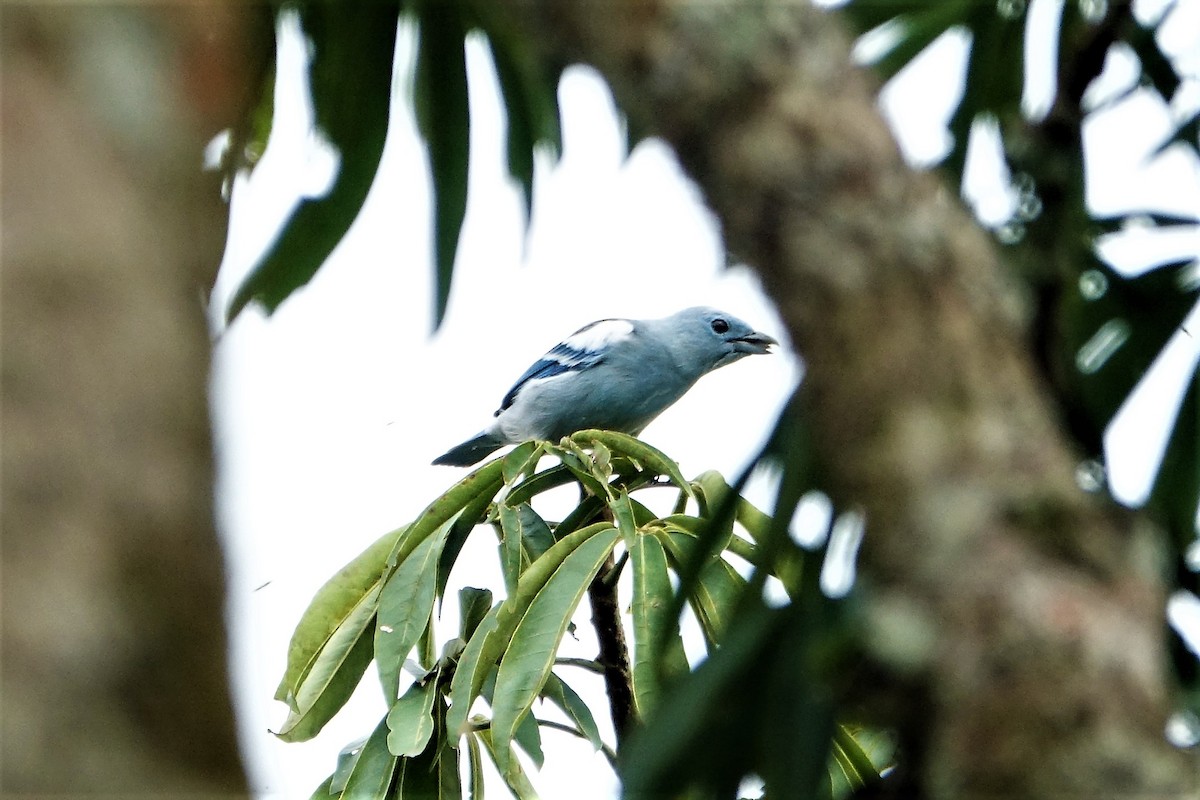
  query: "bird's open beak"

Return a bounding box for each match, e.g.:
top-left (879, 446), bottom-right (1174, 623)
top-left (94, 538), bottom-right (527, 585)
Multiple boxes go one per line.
top-left (731, 332), bottom-right (777, 355)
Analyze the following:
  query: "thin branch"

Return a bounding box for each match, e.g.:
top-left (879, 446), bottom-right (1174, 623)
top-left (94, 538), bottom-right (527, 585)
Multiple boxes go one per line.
top-left (535, 718), bottom-right (618, 766)
top-left (554, 657), bottom-right (606, 674)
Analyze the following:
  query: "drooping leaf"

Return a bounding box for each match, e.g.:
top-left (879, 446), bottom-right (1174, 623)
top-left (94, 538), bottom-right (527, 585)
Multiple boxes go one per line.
top-left (490, 527), bottom-right (622, 772)
top-left (459, 587), bottom-right (494, 642)
top-left (376, 526), bottom-right (449, 702)
top-left (503, 441), bottom-right (544, 484)
top-left (446, 522), bottom-right (617, 737)
top-left (476, 729), bottom-right (539, 800)
top-left (466, 731), bottom-right (484, 800)
top-left (329, 734), bottom-right (369, 795)
top-left (394, 458), bottom-right (506, 570)
top-left (630, 531), bottom-right (689, 718)
top-left (227, 2), bottom-right (399, 321)
top-left (437, 472), bottom-right (502, 600)
top-left (413, 0), bottom-right (470, 327)
top-left (393, 697), bottom-right (462, 799)
top-left (276, 526), bottom-right (404, 705)
top-left (572, 429), bottom-right (696, 500)
top-left (338, 715), bottom-right (398, 800)
top-left (276, 586), bottom-right (380, 742)
top-left (541, 672), bottom-right (604, 752)
top-left (387, 675), bottom-right (439, 757)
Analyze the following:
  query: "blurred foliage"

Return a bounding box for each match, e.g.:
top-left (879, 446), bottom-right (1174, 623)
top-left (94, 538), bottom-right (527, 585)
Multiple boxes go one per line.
top-left (839, 0), bottom-right (1200, 694)
top-left (225, 0), bottom-right (563, 325)
top-left (278, 430), bottom-right (889, 798)
top-left (224, 0), bottom-right (1200, 795)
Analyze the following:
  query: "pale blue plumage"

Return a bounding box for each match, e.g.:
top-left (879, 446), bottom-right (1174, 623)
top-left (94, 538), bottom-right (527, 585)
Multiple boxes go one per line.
top-left (434, 307), bottom-right (776, 466)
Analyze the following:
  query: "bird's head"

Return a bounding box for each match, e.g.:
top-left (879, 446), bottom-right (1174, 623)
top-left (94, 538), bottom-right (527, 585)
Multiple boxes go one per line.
top-left (663, 306), bottom-right (778, 375)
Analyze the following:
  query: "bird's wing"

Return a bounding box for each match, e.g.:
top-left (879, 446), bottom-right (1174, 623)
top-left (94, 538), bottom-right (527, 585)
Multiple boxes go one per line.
top-left (496, 318), bottom-right (636, 414)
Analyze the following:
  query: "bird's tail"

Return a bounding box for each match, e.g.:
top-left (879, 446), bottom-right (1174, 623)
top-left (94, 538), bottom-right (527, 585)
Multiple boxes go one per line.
top-left (432, 431), bottom-right (506, 467)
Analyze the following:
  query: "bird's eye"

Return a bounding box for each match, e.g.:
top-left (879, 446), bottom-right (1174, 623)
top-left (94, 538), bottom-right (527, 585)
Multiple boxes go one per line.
top-left (711, 318), bottom-right (730, 334)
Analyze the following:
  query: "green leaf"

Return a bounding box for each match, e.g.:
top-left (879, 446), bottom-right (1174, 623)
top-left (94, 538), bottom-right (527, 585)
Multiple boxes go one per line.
top-left (395, 458), bottom-right (506, 570)
top-left (276, 586), bottom-right (380, 742)
top-left (476, 729), bottom-right (539, 800)
top-left (609, 490), bottom-right (639, 546)
top-left (459, 587), bottom-right (494, 641)
top-left (621, 605), bottom-right (781, 799)
top-left (376, 526), bottom-right (449, 702)
top-left (630, 532), bottom-right (689, 718)
top-left (277, 526), bottom-right (403, 704)
top-left (438, 472), bottom-right (501, 600)
top-left (541, 673), bottom-right (604, 752)
top-left (490, 527), bottom-right (622, 772)
top-left (483, 25), bottom-right (563, 221)
top-left (513, 708), bottom-right (545, 769)
top-left (338, 716), bottom-right (398, 800)
top-left (517, 504), bottom-right (555, 563)
top-left (309, 775), bottom-right (336, 800)
top-left (466, 731), bottom-right (484, 800)
top-left (499, 504), bottom-right (524, 594)
top-left (447, 522), bottom-right (617, 738)
top-left (329, 735), bottom-right (369, 795)
top-left (393, 697), bottom-right (462, 798)
top-left (414, 0), bottom-right (470, 327)
top-left (503, 441), bottom-right (543, 484)
top-left (226, 2), bottom-right (398, 321)
top-left (658, 531), bottom-right (746, 648)
top-left (386, 676), bottom-right (439, 757)
top-left (571, 430), bottom-right (695, 500)
top-left (505, 464), bottom-right (575, 507)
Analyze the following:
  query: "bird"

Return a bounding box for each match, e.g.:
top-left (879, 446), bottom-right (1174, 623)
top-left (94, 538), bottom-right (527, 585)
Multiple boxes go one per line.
top-left (433, 307), bottom-right (778, 466)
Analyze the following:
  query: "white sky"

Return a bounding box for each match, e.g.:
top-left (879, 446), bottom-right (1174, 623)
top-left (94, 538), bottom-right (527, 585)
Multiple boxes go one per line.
top-left (210, 3), bottom-right (1199, 797)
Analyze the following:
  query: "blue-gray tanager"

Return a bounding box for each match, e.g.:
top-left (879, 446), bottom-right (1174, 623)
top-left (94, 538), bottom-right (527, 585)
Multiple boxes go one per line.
top-left (434, 307), bottom-right (777, 466)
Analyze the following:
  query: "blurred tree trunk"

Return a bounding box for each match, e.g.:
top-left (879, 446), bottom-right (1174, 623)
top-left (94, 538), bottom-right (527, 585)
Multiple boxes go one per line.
top-left (496, 1), bottom-right (1196, 797)
top-left (2, 6), bottom-right (259, 794)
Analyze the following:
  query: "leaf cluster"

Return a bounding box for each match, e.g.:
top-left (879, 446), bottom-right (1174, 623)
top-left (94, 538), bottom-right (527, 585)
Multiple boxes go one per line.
top-left (276, 429), bottom-right (889, 799)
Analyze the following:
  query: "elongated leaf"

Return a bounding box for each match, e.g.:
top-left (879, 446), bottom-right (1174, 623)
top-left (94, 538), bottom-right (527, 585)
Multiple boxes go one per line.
top-left (466, 731), bottom-right (484, 800)
top-left (393, 697), bottom-right (462, 798)
top-left (476, 729), bottom-right (540, 800)
top-left (414, 0), bottom-right (470, 327)
top-left (571, 430), bottom-right (695, 499)
top-left (630, 532), bottom-right (689, 717)
top-left (395, 458), bottom-right (506, 569)
top-left (503, 441), bottom-right (543, 484)
top-left (609, 490), bottom-right (638, 545)
top-left (227, 3), bottom-right (398, 321)
top-left (517, 504), bottom-right (555, 563)
top-left (339, 715), bottom-right (398, 800)
top-left (309, 776), bottom-right (336, 800)
top-left (490, 527), bottom-right (622, 772)
top-left (386, 677), bottom-right (439, 758)
top-left (460, 587), bottom-right (494, 642)
top-left (438, 473), bottom-right (501, 600)
top-left (330, 735), bottom-right (369, 795)
top-left (513, 709), bottom-right (546, 769)
top-left (377, 527), bottom-right (449, 701)
top-left (622, 605), bottom-right (781, 799)
top-left (276, 587), bottom-right (380, 742)
top-left (505, 464), bottom-right (575, 507)
top-left (540, 673), bottom-right (603, 752)
top-left (447, 522), bottom-right (617, 736)
top-left (499, 504), bottom-right (524, 593)
top-left (277, 527), bottom-right (404, 704)
top-left (658, 531), bottom-right (746, 647)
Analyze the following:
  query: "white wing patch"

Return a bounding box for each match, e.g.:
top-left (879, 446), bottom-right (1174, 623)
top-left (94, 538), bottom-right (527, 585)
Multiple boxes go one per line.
top-left (561, 318), bottom-right (635, 352)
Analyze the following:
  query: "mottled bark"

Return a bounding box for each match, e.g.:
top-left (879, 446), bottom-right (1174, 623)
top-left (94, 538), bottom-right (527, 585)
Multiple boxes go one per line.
top-left (494, 1), bottom-right (1196, 796)
top-left (2, 5), bottom-right (258, 795)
